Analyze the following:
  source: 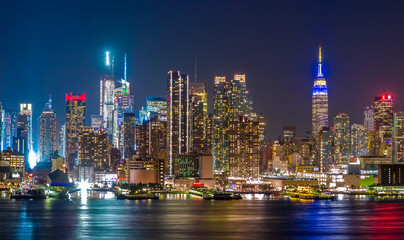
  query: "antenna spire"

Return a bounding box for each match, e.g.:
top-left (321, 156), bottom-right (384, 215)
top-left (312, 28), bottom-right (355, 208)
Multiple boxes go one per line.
top-left (194, 56), bottom-right (197, 83)
top-left (124, 52), bottom-right (127, 81)
top-left (317, 44), bottom-right (323, 78)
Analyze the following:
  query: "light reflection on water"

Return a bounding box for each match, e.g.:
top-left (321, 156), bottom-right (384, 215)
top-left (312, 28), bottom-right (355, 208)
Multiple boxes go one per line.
top-left (1, 194), bottom-right (404, 239)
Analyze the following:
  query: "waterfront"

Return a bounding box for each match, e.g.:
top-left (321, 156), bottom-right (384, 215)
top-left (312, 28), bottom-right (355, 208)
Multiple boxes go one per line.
top-left (1, 193), bottom-right (404, 239)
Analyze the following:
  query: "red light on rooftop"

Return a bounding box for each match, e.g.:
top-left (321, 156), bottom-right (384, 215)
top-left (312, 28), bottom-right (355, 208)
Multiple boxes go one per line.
top-left (388, 95), bottom-right (392, 100)
top-left (66, 93), bottom-right (86, 102)
top-left (382, 95), bottom-right (385, 100)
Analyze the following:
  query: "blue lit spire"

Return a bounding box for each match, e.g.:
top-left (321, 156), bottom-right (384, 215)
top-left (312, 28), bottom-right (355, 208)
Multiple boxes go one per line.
top-left (317, 44), bottom-right (323, 78)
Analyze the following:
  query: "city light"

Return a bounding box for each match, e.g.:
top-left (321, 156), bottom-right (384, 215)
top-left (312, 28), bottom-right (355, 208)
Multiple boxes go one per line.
top-left (28, 150), bottom-right (38, 169)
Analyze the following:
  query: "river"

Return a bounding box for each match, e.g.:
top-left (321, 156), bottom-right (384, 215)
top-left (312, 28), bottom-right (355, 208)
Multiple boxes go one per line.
top-left (0, 192), bottom-right (404, 239)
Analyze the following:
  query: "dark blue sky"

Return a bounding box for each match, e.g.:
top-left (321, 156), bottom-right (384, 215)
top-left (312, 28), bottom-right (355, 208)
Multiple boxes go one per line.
top-left (1, 0), bottom-right (404, 141)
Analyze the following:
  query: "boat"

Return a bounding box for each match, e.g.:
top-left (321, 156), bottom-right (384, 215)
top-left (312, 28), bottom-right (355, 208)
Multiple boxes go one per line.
top-left (203, 192), bottom-right (233, 200)
top-left (116, 193), bottom-right (159, 200)
top-left (299, 192), bottom-right (314, 199)
top-left (10, 189), bottom-right (46, 199)
top-left (232, 194), bottom-right (243, 200)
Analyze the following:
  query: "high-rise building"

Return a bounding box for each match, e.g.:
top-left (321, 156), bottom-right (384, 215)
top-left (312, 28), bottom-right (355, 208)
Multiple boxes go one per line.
top-left (312, 45), bottom-right (328, 138)
top-left (334, 113), bottom-right (350, 166)
top-left (65, 93), bottom-right (86, 169)
top-left (146, 96), bottom-right (167, 121)
top-left (14, 106), bottom-right (30, 157)
top-left (113, 80), bottom-right (131, 147)
top-left (0, 102), bottom-right (2, 151)
top-left (58, 124), bottom-right (66, 158)
top-left (230, 74), bottom-right (252, 120)
top-left (167, 71), bottom-right (191, 176)
top-left (2, 108), bottom-right (16, 151)
top-left (282, 126), bottom-right (296, 145)
top-left (213, 76), bottom-right (230, 173)
top-left (122, 113), bottom-right (136, 159)
top-left (364, 106), bottom-right (375, 132)
top-left (38, 96), bottom-right (58, 162)
top-left (257, 113), bottom-right (267, 143)
top-left (91, 115), bottom-right (103, 132)
top-left (19, 103), bottom-right (33, 152)
top-left (229, 115), bottom-right (260, 179)
top-left (351, 124), bottom-right (368, 158)
top-left (393, 112), bottom-right (404, 163)
top-left (374, 94), bottom-right (394, 147)
top-left (100, 51), bottom-right (115, 140)
top-left (78, 126), bottom-right (109, 170)
top-left (205, 113), bottom-right (213, 150)
top-left (189, 82), bottom-right (207, 150)
top-left (319, 126), bottom-right (334, 172)
top-left (135, 116), bottom-right (166, 159)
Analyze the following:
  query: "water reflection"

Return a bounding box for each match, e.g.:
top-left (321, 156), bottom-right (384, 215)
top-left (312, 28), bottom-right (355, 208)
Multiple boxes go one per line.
top-left (1, 195), bottom-right (404, 239)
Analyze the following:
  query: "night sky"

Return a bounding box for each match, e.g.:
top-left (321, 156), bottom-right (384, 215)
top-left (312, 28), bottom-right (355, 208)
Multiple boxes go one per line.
top-left (1, 0), bottom-right (404, 144)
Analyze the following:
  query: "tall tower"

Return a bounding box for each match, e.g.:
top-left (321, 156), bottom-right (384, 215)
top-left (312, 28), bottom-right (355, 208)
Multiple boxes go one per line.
top-left (19, 104), bottom-right (33, 152)
top-left (334, 113), bottom-right (350, 166)
top-left (229, 115), bottom-right (260, 179)
top-left (213, 76), bottom-right (231, 173)
top-left (167, 71), bottom-right (191, 176)
top-left (189, 82), bottom-right (207, 151)
top-left (38, 96), bottom-right (58, 162)
top-left (312, 45), bottom-right (329, 138)
top-left (230, 74), bottom-right (252, 120)
top-left (65, 93), bottom-right (86, 169)
top-left (100, 51), bottom-right (115, 140)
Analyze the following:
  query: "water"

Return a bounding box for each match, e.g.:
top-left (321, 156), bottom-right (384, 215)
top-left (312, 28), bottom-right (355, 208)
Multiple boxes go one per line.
top-left (1, 193), bottom-right (404, 239)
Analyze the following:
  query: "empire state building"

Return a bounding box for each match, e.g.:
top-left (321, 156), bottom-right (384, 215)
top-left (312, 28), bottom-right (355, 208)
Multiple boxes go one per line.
top-left (312, 45), bottom-right (328, 137)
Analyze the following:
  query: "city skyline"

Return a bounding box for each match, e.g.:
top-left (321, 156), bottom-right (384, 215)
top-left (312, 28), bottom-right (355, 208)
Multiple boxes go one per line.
top-left (1, 1), bottom-right (404, 140)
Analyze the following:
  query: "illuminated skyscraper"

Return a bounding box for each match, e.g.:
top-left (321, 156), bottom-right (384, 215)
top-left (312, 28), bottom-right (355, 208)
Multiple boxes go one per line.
top-left (374, 94), bottom-right (394, 147)
top-left (65, 93), bottom-right (86, 169)
top-left (58, 124), bottom-right (66, 158)
top-left (100, 51), bottom-right (115, 140)
top-left (229, 115), bottom-right (260, 179)
top-left (78, 126), bottom-right (109, 169)
top-left (319, 126), bottom-right (334, 172)
top-left (122, 113), bottom-right (136, 158)
top-left (230, 74), bottom-right (252, 120)
top-left (113, 54), bottom-right (133, 147)
top-left (205, 113), bottom-right (213, 150)
top-left (213, 76), bottom-right (230, 173)
top-left (167, 71), bottom-right (191, 176)
top-left (351, 124), bottom-right (368, 157)
top-left (146, 96), bottom-right (167, 121)
top-left (91, 115), bottom-right (103, 132)
top-left (393, 112), bottom-right (404, 163)
top-left (135, 116), bottom-right (166, 159)
top-left (364, 106), bottom-right (375, 132)
top-left (2, 108), bottom-right (16, 150)
top-left (0, 102), bottom-right (2, 151)
top-left (19, 103), bottom-right (33, 152)
top-left (38, 96), bottom-right (58, 162)
top-left (334, 113), bottom-right (350, 166)
top-left (189, 82), bottom-right (207, 150)
top-left (312, 45), bottom-right (328, 138)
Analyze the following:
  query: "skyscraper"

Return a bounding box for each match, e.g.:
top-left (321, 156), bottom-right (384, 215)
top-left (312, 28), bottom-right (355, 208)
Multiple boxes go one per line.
top-left (319, 126), bottom-right (334, 172)
top-left (122, 113), bottom-right (136, 159)
top-left (135, 116), bottom-right (166, 159)
top-left (351, 124), bottom-right (368, 157)
top-left (393, 112), bottom-right (404, 163)
top-left (213, 76), bottom-right (230, 173)
top-left (334, 113), bottom-right (350, 166)
top-left (2, 108), bottom-right (16, 150)
top-left (364, 106), bottom-right (375, 132)
top-left (146, 96), bottom-right (167, 121)
top-left (167, 71), bottom-right (191, 176)
top-left (100, 51), bottom-right (115, 140)
top-left (312, 45), bottom-right (328, 138)
top-left (19, 104), bottom-right (33, 152)
top-left (374, 94), bottom-right (394, 147)
top-left (229, 115), bottom-right (260, 179)
top-left (189, 82), bottom-right (207, 150)
top-left (230, 74), bottom-right (252, 120)
top-left (65, 93), bottom-right (86, 169)
top-left (38, 96), bottom-right (58, 162)
top-left (78, 126), bottom-right (109, 170)
top-left (58, 124), bottom-right (66, 158)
